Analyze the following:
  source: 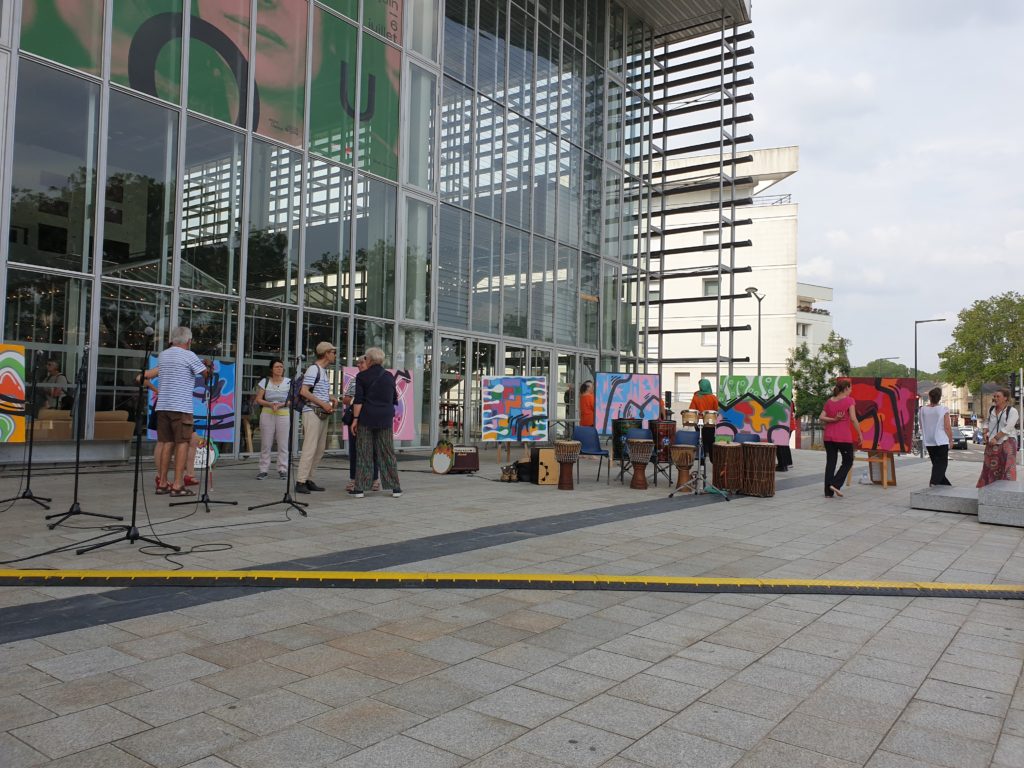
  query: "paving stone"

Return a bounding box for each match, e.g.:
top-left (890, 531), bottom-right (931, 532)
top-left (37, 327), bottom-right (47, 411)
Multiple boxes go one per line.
top-left (209, 689), bottom-right (330, 735)
top-left (992, 732), bottom-right (1024, 766)
top-left (346, 650), bottom-right (447, 684)
top-left (863, 751), bottom-right (945, 767)
top-left (188, 637), bottom-right (291, 669)
top-left (674, 641), bottom-right (760, 670)
top-left (597, 634), bottom-right (680, 663)
top-left (41, 743), bottom-right (151, 768)
top-left (451, 622), bottom-right (534, 648)
top-left (478, 642), bottom-right (568, 673)
top-left (928, 659), bottom-right (1018, 695)
top-left (431, 658), bottom-right (531, 694)
top-left (217, 724), bottom-right (355, 768)
top-left (328, 734), bottom-right (465, 768)
top-left (0, 664), bottom-right (57, 699)
top-left (700, 679), bottom-right (803, 723)
top-left (326, 629), bottom-right (417, 658)
top-left (560, 648), bottom-right (652, 681)
top-left (116, 713), bottom-right (252, 768)
top-left (899, 700), bottom-right (1003, 744)
top-left (770, 711), bottom-right (883, 763)
top-left (115, 653), bottom-right (225, 690)
top-left (285, 667), bottom-right (393, 708)
top-left (198, 660), bottom-right (307, 699)
top-left (181, 758), bottom-right (239, 768)
top-left (0, 639), bottom-right (64, 669)
top-left (734, 737), bottom-right (860, 767)
top-left (796, 688), bottom-right (904, 732)
top-left (0, 731), bottom-right (46, 768)
top-left (462, 744), bottom-right (569, 767)
top-left (731, 662), bottom-right (823, 697)
top-left (880, 722), bottom-right (995, 768)
top-left (255, 623), bottom-right (341, 651)
top-left (519, 665), bottom-right (617, 702)
top-left (609, 674), bottom-right (704, 711)
top-left (645, 656), bottom-right (737, 689)
top-left (510, 716), bottom-right (632, 768)
top-left (818, 671), bottom-right (917, 707)
top-left (112, 613), bottom-right (202, 639)
top-left (111, 680), bottom-right (235, 726)
top-left (114, 631), bottom-right (208, 661)
top-left (38, 624), bottom-right (140, 654)
top-left (664, 701), bottom-right (775, 749)
top-left (841, 655), bottom-right (930, 687)
top-left (413, 636), bottom-right (492, 665)
top-left (914, 678), bottom-right (1012, 717)
top-left (466, 685), bottom-right (574, 728)
top-left (373, 675), bottom-right (480, 717)
top-left (0, 693), bottom-right (54, 730)
top-left (12, 704), bottom-right (148, 759)
top-left (564, 693), bottom-right (673, 738)
top-left (307, 699), bottom-right (425, 747)
top-left (30, 646), bottom-right (140, 682)
top-left (404, 708), bottom-right (527, 759)
top-left (623, 725), bottom-right (744, 768)
top-left (760, 647), bottom-right (844, 678)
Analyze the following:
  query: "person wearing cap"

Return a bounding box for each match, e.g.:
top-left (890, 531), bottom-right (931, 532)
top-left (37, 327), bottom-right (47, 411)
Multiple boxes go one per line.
top-left (295, 341), bottom-right (338, 494)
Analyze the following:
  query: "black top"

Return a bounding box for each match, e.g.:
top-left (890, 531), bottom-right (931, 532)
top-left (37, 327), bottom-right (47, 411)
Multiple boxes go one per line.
top-left (354, 364), bottom-right (397, 429)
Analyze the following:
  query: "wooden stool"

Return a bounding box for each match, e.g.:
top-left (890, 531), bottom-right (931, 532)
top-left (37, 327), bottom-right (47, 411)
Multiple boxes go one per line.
top-left (848, 450), bottom-right (897, 488)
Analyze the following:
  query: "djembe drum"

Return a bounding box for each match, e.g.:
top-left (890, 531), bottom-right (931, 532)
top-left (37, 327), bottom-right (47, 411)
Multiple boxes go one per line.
top-left (611, 418), bottom-right (642, 460)
top-left (626, 438), bottom-right (654, 490)
top-left (554, 440), bottom-right (582, 490)
top-left (680, 409), bottom-right (699, 428)
top-left (711, 442), bottom-right (744, 492)
top-left (670, 444), bottom-right (696, 494)
top-left (741, 443), bottom-right (777, 497)
top-left (649, 419), bottom-right (676, 464)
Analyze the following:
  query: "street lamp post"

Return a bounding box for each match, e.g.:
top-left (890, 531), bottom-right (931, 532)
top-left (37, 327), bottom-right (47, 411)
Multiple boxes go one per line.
top-left (746, 287), bottom-right (765, 376)
top-left (913, 318), bottom-right (946, 456)
top-left (872, 356), bottom-right (900, 376)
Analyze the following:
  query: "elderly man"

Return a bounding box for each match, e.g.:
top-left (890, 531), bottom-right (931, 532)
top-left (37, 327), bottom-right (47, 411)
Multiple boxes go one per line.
top-left (295, 341), bottom-right (338, 494)
top-left (143, 326), bottom-right (207, 496)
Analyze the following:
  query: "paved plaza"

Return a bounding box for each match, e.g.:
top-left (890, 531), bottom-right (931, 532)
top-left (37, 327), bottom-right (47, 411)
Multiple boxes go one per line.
top-left (0, 448), bottom-right (1022, 767)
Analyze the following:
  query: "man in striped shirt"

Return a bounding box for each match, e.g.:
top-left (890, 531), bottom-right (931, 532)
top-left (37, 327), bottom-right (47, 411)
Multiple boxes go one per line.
top-left (144, 326), bottom-right (208, 496)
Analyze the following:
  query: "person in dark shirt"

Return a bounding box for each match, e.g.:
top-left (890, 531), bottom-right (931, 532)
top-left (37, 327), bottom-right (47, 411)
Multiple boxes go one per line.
top-left (349, 347), bottom-right (401, 498)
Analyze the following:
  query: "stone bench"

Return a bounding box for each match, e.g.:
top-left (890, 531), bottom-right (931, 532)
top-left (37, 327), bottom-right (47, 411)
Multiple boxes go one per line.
top-left (909, 486), bottom-right (978, 516)
top-left (978, 480), bottom-right (1024, 527)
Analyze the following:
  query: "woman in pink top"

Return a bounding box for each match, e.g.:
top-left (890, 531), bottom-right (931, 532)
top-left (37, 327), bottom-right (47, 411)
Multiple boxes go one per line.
top-left (819, 380), bottom-right (863, 498)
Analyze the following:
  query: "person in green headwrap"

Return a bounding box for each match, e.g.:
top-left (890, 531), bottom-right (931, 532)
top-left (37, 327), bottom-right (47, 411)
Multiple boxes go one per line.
top-left (689, 378), bottom-right (719, 462)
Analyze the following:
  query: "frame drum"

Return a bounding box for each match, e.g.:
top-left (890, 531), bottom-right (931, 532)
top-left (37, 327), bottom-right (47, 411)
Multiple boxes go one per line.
top-left (741, 443), bottom-right (776, 497)
top-left (611, 418), bottom-right (642, 460)
top-left (711, 442), bottom-right (743, 492)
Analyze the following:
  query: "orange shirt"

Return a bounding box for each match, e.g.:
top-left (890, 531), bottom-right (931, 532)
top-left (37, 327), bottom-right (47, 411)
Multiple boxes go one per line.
top-left (579, 392), bottom-right (595, 427)
top-left (689, 393), bottom-right (718, 412)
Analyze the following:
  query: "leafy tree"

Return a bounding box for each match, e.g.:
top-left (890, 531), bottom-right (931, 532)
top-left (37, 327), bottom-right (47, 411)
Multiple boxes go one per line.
top-left (939, 291), bottom-right (1024, 394)
top-left (850, 359), bottom-right (911, 378)
top-left (786, 331), bottom-right (852, 421)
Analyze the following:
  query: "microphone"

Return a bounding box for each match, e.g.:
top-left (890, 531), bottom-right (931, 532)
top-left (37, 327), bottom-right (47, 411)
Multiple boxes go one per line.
top-left (144, 327), bottom-right (155, 337)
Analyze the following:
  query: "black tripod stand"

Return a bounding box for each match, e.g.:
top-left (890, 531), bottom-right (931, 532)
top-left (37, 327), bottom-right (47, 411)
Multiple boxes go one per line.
top-left (0, 350), bottom-right (52, 510)
top-left (249, 356), bottom-right (308, 516)
top-left (77, 331), bottom-right (179, 555)
top-left (171, 368), bottom-right (237, 513)
top-left (46, 347), bottom-right (123, 529)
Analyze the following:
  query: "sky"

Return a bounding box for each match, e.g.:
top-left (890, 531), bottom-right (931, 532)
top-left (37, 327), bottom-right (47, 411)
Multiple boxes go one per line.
top-left (750, 0), bottom-right (1024, 374)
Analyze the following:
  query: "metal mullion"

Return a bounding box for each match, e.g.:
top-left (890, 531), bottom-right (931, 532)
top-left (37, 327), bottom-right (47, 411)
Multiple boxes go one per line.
top-left (347, 6), bottom-right (365, 366)
top-left (295, 1), bottom-right (313, 368)
top-left (714, 15), bottom-right (726, 381)
top-left (169, 5), bottom-right (192, 330)
top-left (0, 0), bottom-right (24, 333)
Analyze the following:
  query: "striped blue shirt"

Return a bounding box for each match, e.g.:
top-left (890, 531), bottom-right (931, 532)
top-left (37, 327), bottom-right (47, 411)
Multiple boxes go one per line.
top-left (155, 346), bottom-right (206, 413)
top-left (301, 363), bottom-right (330, 413)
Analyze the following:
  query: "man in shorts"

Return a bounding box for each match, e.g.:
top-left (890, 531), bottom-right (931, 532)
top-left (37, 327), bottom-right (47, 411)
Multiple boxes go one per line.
top-left (144, 326), bottom-right (208, 496)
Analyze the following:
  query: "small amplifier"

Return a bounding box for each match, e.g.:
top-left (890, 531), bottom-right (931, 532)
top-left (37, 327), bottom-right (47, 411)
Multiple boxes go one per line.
top-left (449, 445), bottom-right (479, 474)
top-left (515, 459), bottom-right (534, 483)
top-left (530, 447), bottom-right (558, 485)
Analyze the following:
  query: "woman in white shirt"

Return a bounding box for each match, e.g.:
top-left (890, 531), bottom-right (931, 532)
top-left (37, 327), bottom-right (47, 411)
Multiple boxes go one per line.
top-left (254, 359), bottom-right (292, 480)
top-left (976, 387), bottom-right (1019, 487)
top-left (919, 386), bottom-right (953, 486)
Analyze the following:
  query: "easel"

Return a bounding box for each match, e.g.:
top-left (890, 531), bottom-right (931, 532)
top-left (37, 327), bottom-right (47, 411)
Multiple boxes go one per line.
top-left (848, 450), bottom-right (897, 488)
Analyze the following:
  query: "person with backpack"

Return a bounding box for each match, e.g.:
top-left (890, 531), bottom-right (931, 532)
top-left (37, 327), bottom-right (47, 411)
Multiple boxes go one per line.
top-left (295, 342), bottom-right (338, 494)
top-left (976, 387), bottom-right (1019, 487)
top-left (254, 358), bottom-right (291, 480)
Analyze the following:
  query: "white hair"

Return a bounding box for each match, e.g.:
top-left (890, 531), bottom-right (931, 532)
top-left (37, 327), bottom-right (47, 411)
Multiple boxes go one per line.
top-left (170, 326), bottom-right (192, 345)
top-left (364, 347), bottom-right (385, 366)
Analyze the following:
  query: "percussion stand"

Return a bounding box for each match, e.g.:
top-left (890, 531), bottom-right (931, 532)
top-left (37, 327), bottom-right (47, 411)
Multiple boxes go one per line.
top-left (695, 418), bottom-right (730, 500)
top-left (249, 356), bottom-right (308, 517)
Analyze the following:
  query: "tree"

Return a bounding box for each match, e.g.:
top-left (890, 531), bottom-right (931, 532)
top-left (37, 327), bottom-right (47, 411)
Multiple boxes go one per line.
top-left (850, 358), bottom-right (914, 378)
top-left (939, 291), bottom-right (1024, 395)
top-left (786, 331), bottom-right (852, 421)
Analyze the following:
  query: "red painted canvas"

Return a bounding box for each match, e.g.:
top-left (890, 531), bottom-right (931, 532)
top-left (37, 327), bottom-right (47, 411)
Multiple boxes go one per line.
top-left (841, 377), bottom-right (917, 453)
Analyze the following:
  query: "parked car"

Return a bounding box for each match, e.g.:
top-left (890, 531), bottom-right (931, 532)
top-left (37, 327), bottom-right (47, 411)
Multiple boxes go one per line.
top-left (951, 429), bottom-right (969, 450)
top-left (959, 425), bottom-right (975, 439)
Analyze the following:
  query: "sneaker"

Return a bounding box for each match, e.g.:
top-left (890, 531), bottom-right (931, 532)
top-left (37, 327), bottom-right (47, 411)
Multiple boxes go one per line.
top-left (391, 488), bottom-right (403, 498)
top-left (256, 472), bottom-right (268, 480)
top-left (348, 488), bottom-right (365, 498)
top-left (306, 480), bottom-right (325, 492)
top-left (294, 482), bottom-right (311, 494)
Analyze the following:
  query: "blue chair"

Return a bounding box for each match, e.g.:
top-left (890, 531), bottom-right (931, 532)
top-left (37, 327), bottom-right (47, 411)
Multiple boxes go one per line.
top-left (674, 430), bottom-right (699, 447)
top-left (732, 434), bottom-right (760, 444)
top-left (573, 426), bottom-right (609, 484)
top-left (620, 427), bottom-right (654, 484)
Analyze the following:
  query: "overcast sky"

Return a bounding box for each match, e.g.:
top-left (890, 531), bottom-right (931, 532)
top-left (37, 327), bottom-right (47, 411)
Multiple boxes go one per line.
top-left (750, 0), bottom-right (1023, 374)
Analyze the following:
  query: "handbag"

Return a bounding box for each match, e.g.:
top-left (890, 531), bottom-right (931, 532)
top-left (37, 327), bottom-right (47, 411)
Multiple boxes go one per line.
top-left (304, 366), bottom-right (331, 421)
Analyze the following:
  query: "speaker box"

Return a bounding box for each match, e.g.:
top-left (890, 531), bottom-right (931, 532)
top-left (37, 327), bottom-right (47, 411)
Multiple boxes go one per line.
top-left (530, 447), bottom-right (558, 485)
top-left (449, 445), bottom-right (479, 473)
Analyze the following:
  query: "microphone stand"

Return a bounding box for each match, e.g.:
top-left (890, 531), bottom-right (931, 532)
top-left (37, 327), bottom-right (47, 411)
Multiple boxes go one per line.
top-left (77, 332), bottom-right (180, 555)
top-left (249, 356), bottom-right (308, 516)
top-left (46, 347), bottom-right (123, 528)
top-left (0, 350), bottom-right (52, 509)
top-left (171, 368), bottom-right (237, 513)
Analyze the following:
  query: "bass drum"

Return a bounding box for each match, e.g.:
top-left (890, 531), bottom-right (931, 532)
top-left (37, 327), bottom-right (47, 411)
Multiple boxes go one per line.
top-left (430, 439), bottom-right (454, 474)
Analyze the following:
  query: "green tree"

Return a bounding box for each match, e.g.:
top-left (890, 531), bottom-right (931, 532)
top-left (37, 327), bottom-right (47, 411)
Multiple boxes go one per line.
top-left (849, 359), bottom-right (930, 379)
top-left (939, 292), bottom-right (1024, 394)
top-left (786, 331), bottom-right (852, 421)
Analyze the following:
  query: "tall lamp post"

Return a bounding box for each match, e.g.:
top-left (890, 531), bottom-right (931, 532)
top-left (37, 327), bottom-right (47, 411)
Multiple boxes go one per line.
top-left (872, 356), bottom-right (901, 376)
top-left (746, 287), bottom-right (765, 376)
top-left (913, 318), bottom-right (946, 456)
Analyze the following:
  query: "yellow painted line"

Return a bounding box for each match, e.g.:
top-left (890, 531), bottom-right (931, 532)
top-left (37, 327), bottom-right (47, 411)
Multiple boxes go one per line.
top-left (0, 568), bottom-right (1021, 596)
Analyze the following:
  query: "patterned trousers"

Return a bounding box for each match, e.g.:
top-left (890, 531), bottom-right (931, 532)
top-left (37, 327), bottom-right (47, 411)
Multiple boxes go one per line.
top-left (355, 427), bottom-right (400, 491)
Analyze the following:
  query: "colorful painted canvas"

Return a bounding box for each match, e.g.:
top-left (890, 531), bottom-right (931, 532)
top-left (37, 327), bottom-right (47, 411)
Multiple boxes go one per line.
top-left (716, 376), bottom-right (793, 445)
top-left (594, 373), bottom-right (661, 434)
top-left (842, 377), bottom-right (916, 453)
top-left (481, 376), bottom-right (548, 442)
top-left (341, 368), bottom-right (415, 440)
top-left (147, 356), bottom-right (236, 442)
top-left (0, 344), bottom-right (27, 443)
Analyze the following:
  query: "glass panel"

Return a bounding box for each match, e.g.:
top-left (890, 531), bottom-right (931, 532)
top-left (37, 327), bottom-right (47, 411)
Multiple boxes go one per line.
top-left (406, 64), bottom-right (436, 191)
top-left (408, 0), bottom-right (439, 61)
top-left (404, 197), bottom-right (433, 322)
top-left (474, 96), bottom-right (504, 219)
top-left (502, 227), bottom-right (529, 338)
top-left (178, 294), bottom-right (237, 361)
top-left (181, 118), bottom-right (244, 295)
top-left (626, 14), bottom-right (644, 86)
top-left (396, 325), bottom-right (432, 447)
top-left (532, 129), bottom-right (557, 239)
top-left (605, 79), bottom-right (622, 165)
top-left (109, 1), bottom-right (183, 104)
top-left (624, 89), bottom-right (643, 177)
top-left (309, 8), bottom-right (357, 163)
top-left (360, 33), bottom-right (401, 181)
top-left (564, 0), bottom-right (583, 50)
top-left (586, 0), bottom-right (605, 65)
top-left (247, 140), bottom-right (302, 304)
top-left (440, 77), bottom-right (472, 207)
top-left (443, 0), bottom-right (475, 82)
top-left (103, 90), bottom-right (178, 285)
top-left (504, 345), bottom-right (526, 375)
top-left (354, 318), bottom-right (392, 360)
top-left (504, 112), bottom-right (532, 230)
top-left (9, 61), bottom-right (99, 273)
top-left (471, 216), bottom-right (500, 335)
top-left (477, 0), bottom-right (507, 101)
top-left (437, 203), bottom-right (470, 328)
top-left (507, 11), bottom-right (534, 118)
top-left (618, 266), bottom-right (637, 355)
top-left (621, 174), bottom-right (638, 266)
top-left (581, 152), bottom-right (601, 253)
top-left (601, 260), bottom-right (616, 352)
top-left (96, 283), bottom-right (171, 424)
top-left (1, 3), bottom-right (10, 45)
top-left (354, 175), bottom-right (397, 318)
top-left (530, 236), bottom-right (554, 343)
top-left (561, 44), bottom-right (584, 145)
top-left (535, 23), bottom-right (558, 133)
top-left (557, 352), bottom-right (576, 421)
top-left (190, 0), bottom-right (250, 125)
top-left (322, 0), bottom-right (358, 19)
top-left (4, 270), bottom-right (91, 427)
top-left (603, 164), bottom-right (620, 262)
top-left (304, 159), bottom-right (352, 312)
top-left (364, 0), bottom-right (402, 43)
top-left (530, 347), bottom-right (549, 384)
top-left (438, 336), bottom-right (465, 442)
top-left (557, 140), bottom-right (580, 247)
top-left (243, 302), bottom-right (297, 457)
top-left (580, 253), bottom-right (599, 349)
top-left (555, 245), bottom-right (577, 345)
top-left (468, 341), bottom-right (497, 440)
top-left (253, 0), bottom-right (307, 147)
top-left (584, 63), bottom-right (604, 151)
top-left (609, 2), bottom-right (623, 74)
top-left (20, 0), bottom-right (104, 74)
top-left (302, 310), bottom-right (347, 444)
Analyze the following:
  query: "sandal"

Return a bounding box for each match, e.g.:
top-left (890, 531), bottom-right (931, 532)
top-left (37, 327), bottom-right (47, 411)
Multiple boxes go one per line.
top-left (183, 475), bottom-right (199, 487)
top-left (155, 482), bottom-right (170, 495)
top-left (371, 480), bottom-right (382, 492)
top-left (346, 480), bottom-right (356, 492)
top-left (169, 487), bottom-right (196, 497)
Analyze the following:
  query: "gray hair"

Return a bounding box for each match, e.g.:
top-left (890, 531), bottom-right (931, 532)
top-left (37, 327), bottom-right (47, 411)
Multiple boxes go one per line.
top-left (363, 347), bottom-right (385, 366)
top-left (170, 326), bottom-right (192, 345)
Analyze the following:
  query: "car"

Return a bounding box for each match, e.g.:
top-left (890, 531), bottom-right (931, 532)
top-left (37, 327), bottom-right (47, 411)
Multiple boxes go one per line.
top-left (959, 425), bottom-right (975, 439)
top-left (950, 429), bottom-right (969, 450)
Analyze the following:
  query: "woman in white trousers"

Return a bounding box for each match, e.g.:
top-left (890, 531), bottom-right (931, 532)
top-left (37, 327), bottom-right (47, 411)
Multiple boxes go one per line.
top-left (255, 359), bottom-right (292, 479)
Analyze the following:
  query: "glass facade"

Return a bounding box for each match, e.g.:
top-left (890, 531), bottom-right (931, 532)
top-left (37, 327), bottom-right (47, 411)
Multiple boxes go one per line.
top-left (1, 0), bottom-right (655, 453)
